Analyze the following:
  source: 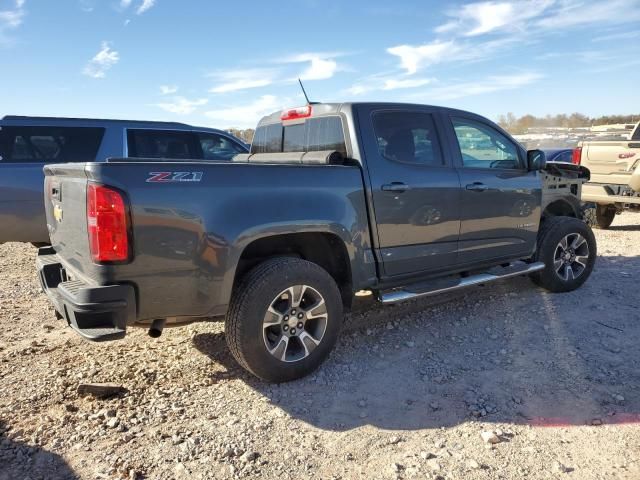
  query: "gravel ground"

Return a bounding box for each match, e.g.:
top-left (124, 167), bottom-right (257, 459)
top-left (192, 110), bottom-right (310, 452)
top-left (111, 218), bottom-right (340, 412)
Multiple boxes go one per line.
top-left (1, 213), bottom-right (640, 480)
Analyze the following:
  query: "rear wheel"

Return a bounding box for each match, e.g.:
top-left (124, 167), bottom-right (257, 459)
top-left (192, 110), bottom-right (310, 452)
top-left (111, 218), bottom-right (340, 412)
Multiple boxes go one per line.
top-left (584, 205), bottom-right (615, 229)
top-left (225, 257), bottom-right (343, 383)
top-left (531, 216), bottom-right (597, 292)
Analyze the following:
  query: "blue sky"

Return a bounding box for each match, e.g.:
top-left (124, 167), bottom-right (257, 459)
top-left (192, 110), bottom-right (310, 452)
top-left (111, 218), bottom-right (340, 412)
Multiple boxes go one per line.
top-left (1, 0), bottom-right (639, 128)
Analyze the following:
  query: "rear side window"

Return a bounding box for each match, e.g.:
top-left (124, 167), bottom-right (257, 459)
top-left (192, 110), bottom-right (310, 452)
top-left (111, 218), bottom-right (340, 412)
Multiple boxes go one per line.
top-left (0, 126), bottom-right (104, 163)
top-left (127, 130), bottom-right (198, 160)
top-left (372, 111), bottom-right (443, 166)
top-left (252, 116), bottom-right (347, 155)
top-left (633, 126), bottom-right (640, 141)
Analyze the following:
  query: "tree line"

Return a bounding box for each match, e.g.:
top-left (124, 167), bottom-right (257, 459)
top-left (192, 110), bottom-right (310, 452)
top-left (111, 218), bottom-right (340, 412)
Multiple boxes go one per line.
top-left (227, 128), bottom-right (255, 144)
top-left (497, 113), bottom-right (640, 134)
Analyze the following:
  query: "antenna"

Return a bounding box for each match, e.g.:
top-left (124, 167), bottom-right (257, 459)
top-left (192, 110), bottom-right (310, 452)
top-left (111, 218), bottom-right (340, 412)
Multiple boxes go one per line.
top-left (298, 78), bottom-right (318, 105)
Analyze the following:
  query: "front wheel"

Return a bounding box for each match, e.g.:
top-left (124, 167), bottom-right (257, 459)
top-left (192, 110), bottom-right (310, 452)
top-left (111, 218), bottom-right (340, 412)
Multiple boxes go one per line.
top-left (531, 216), bottom-right (597, 293)
top-left (225, 257), bottom-right (343, 383)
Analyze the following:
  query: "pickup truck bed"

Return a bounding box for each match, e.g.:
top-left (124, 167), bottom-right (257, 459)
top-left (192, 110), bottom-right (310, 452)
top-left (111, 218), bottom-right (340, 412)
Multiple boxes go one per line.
top-left (38, 102), bottom-right (596, 382)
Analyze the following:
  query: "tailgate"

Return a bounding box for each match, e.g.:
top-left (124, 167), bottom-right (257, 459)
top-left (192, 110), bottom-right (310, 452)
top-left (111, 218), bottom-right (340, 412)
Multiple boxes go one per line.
top-left (583, 141), bottom-right (640, 178)
top-left (44, 163), bottom-right (92, 276)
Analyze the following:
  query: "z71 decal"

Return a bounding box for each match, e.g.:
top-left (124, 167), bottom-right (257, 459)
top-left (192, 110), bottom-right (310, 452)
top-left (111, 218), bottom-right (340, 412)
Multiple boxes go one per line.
top-left (146, 171), bottom-right (203, 183)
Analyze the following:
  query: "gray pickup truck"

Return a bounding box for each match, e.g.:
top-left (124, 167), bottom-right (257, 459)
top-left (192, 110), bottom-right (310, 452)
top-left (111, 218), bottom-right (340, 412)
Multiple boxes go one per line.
top-left (37, 102), bottom-right (595, 382)
top-left (0, 116), bottom-right (248, 245)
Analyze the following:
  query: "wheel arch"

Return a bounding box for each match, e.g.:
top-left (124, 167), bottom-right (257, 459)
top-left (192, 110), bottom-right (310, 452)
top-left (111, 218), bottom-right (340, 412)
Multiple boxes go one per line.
top-left (542, 198), bottom-right (580, 220)
top-left (229, 230), bottom-right (355, 310)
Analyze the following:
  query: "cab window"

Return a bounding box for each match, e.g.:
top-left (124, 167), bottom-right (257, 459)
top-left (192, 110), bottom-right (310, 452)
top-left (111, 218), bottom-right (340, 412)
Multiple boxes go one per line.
top-left (452, 118), bottom-right (522, 169)
top-left (372, 111), bottom-right (443, 166)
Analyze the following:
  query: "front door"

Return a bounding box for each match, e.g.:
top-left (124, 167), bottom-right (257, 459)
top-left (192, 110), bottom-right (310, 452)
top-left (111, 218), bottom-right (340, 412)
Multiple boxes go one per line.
top-left (359, 107), bottom-right (461, 277)
top-left (446, 116), bottom-right (541, 266)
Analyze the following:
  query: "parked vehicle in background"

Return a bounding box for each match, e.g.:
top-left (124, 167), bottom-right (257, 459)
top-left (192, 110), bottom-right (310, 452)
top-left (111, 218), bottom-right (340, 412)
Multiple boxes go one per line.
top-left (0, 116), bottom-right (248, 245)
top-left (575, 122), bottom-right (640, 228)
top-left (543, 148), bottom-right (574, 163)
top-left (37, 102), bottom-right (595, 383)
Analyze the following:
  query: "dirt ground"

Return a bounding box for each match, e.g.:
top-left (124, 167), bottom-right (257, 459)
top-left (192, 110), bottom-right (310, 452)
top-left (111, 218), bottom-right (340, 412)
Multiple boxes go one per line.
top-left (1, 213), bottom-right (639, 480)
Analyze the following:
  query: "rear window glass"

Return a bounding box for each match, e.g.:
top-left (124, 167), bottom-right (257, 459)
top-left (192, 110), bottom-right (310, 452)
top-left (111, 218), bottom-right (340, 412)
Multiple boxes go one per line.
top-left (0, 126), bottom-right (104, 163)
top-left (252, 116), bottom-right (347, 155)
top-left (127, 130), bottom-right (198, 160)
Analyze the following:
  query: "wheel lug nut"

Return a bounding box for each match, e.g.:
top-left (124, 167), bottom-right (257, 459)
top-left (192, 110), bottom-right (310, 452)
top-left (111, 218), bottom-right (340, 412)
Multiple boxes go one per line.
top-left (283, 325), bottom-right (289, 331)
top-left (297, 313), bottom-right (303, 319)
top-left (284, 315), bottom-right (289, 321)
top-left (290, 328), bottom-right (296, 335)
top-left (297, 322), bottom-right (303, 329)
top-left (291, 309), bottom-right (296, 315)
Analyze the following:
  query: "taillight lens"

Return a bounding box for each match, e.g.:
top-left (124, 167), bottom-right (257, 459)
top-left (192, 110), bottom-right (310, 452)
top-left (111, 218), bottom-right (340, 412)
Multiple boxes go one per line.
top-left (280, 105), bottom-right (312, 121)
top-left (572, 147), bottom-right (582, 165)
top-left (87, 183), bottom-right (130, 263)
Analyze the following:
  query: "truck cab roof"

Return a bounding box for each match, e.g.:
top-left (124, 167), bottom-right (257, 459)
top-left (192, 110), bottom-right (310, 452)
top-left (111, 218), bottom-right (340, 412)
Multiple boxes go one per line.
top-left (0, 115), bottom-right (229, 135)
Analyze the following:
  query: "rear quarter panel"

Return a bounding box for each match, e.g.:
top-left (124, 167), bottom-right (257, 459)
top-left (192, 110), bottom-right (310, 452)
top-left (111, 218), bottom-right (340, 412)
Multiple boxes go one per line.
top-left (73, 161), bottom-right (374, 322)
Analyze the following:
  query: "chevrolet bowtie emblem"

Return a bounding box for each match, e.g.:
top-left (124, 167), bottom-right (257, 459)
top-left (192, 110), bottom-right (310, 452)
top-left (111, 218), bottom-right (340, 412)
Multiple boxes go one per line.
top-left (53, 204), bottom-right (63, 223)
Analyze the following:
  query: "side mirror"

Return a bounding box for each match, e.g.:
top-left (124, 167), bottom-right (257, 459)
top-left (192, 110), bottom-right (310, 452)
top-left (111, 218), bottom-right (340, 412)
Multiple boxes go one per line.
top-left (527, 149), bottom-right (546, 171)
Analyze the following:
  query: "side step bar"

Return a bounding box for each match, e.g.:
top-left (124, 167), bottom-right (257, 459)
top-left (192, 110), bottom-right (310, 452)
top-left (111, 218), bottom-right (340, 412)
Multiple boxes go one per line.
top-left (379, 261), bottom-right (545, 305)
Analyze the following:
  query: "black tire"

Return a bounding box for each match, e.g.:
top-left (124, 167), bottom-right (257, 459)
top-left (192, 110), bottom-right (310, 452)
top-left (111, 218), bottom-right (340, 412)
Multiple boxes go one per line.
top-left (531, 216), bottom-right (597, 293)
top-left (225, 257), bottom-right (343, 383)
top-left (584, 205), bottom-right (615, 229)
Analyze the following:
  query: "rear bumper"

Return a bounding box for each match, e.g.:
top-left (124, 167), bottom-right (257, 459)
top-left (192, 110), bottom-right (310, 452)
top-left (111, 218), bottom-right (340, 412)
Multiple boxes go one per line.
top-left (36, 247), bottom-right (136, 341)
top-left (582, 183), bottom-right (640, 206)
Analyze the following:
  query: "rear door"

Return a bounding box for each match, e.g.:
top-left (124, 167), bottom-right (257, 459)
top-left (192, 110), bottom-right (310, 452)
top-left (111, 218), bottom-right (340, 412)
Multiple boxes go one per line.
top-left (358, 106), bottom-right (461, 277)
top-left (443, 115), bottom-right (541, 265)
top-left (0, 126), bottom-right (104, 244)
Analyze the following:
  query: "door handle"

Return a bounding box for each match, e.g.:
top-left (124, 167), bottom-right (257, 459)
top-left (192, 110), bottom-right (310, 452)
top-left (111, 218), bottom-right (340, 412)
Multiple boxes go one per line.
top-left (466, 182), bottom-right (488, 192)
top-left (382, 182), bottom-right (410, 192)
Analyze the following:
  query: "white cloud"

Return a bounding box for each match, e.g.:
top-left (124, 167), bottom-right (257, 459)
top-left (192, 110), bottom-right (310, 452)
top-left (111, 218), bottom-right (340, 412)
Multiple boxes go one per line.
top-left (417, 72), bottom-right (543, 101)
top-left (205, 95), bottom-right (284, 129)
top-left (209, 68), bottom-right (277, 93)
top-left (159, 85), bottom-right (178, 95)
top-left (538, 0), bottom-right (640, 29)
top-left (154, 96), bottom-right (208, 115)
top-left (82, 41), bottom-right (119, 78)
top-left (435, 0), bottom-right (640, 37)
top-left (136, 0), bottom-right (155, 14)
top-left (299, 56), bottom-right (338, 80)
top-left (347, 75), bottom-right (435, 95)
top-left (387, 41), bottom-right (460, 74)
top-left (119, 0), bottom-right (132, 7)
top-left (283, 52), bottom-right (341, 81)
top-left (436, 1), bottom-right (552, 36)
top-left (0, 0), bottom-right (26, 42)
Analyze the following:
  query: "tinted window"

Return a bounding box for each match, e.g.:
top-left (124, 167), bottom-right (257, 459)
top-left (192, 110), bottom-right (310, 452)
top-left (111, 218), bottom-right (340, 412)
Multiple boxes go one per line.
top-left (252, 116), bottom-right (347, 155)
top-left (198, 133), bottom-right (246, 160)
top-left (633, 126), bottom-right (640, 141)
top-left (251, 123), bottom-right (283, 153)
top-left (372, 111), bottom-right (443, 166)
top-left (452, 118), bottom-right (521, 169)
top-left (0, 126), bottom-right (104, 163)
top-left (555, 151), bottom-right (572, 163)
top-left (127, 130), bottom-right (198, 160)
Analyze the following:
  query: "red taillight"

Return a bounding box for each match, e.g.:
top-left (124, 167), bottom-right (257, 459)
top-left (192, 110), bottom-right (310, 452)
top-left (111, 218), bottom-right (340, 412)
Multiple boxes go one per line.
top-left (572, 147), bottom-right (582, 165)
top-left (280, 105), bottom-right (312, 121)
top-left (87, 183), bottom-right (130, 263)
